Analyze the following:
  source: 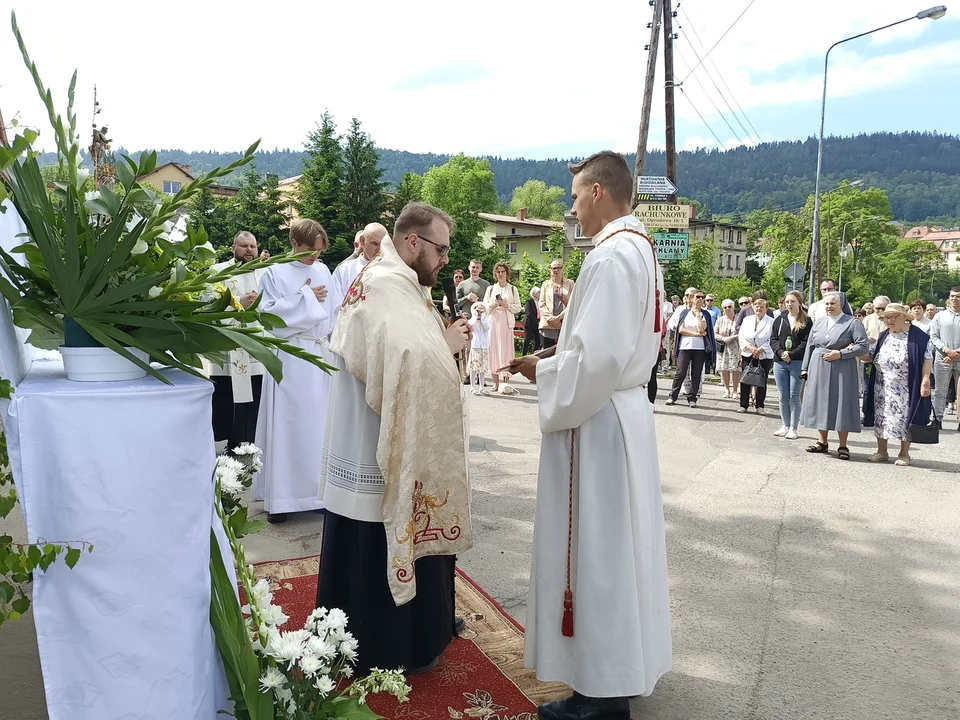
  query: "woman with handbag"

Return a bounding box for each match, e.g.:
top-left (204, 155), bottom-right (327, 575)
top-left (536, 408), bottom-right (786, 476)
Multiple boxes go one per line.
top-left (862, 303), bottom-right (934, 466)
top-left (737, 294), bottom-right (775, 414)
top-left (800, 292), bottom-right (869, 460)
top-left (769, 290), bottom-right (812, 439)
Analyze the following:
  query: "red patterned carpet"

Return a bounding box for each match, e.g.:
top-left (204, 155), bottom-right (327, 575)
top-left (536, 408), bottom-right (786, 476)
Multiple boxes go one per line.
top-left (251, 556), bottom-right (568, 720)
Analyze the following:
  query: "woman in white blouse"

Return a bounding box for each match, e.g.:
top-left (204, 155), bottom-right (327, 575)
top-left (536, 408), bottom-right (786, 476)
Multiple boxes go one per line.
top-left (737, 294), bottom-right (775, 414)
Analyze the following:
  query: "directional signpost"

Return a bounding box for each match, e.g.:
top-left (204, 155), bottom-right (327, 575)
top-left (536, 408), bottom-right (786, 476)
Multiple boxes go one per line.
top-left (784, 261), bottom-right (807, 293)
top-left (637, 175), bottom-right (678, 203)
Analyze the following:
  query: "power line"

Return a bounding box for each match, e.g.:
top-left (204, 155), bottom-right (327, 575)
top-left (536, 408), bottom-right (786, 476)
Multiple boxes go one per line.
top-left (679, 5), bottom-right (769, 152)
top-left (676, 86), bottom-right (728, 152)
top-left (680, 0), bottom-right (758, 83)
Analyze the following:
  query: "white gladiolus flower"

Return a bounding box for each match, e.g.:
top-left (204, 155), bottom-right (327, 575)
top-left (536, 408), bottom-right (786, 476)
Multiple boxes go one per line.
top-left (259, 667), bottom-right (286, 690)
top-left (168, 228), bottom-right (186, 244)
top-left (125, 213), bottom-right (144, 232)
top-left (251, 579), bottom-right (272, 603)
top-left (315, 675), bottom-right (336, 696)
top-left (199, 241), bottom-right (215, 253)
top-left (85, 190), bottom-right (100, 202)
top-left (259, 603), bottom-right (289, 628)
top-left (75, 168), bottom-right (90, 189)
top-left (130, 239), bottom-right (148, 256)
top-left (148, 286), bottom-right (163, 299)
top-left (162, 220), bottom-right (175, 234)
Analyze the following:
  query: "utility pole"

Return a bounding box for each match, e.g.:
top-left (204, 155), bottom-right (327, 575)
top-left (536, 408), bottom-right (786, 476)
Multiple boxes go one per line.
top-left (633, 0), bottom-right (664, 206)
top-left (663, 0), bottom-right (678, 204)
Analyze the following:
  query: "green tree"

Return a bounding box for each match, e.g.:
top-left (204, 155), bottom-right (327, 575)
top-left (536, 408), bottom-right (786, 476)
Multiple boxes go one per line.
top-left (564, 249), bottom-right (586, 282)
top-left (232, 167), bottom-right (289, 257)
top-left (341, 117), bottom-right (385, 234)
top-left (545, 226), bottom-right (566, 260)
top-left (420, 153), bottom-right (500, 275)
top-left (508, 180), bottom-right (566, 221)
top-left (188, 185), bottom-right (235, 258)
top-left (388, 172), bottom-right (424, 227)
top-left (518, 252), bottom-right (549, 308)
top-left (296, 111), bottom-right (348, 259)
top-left (664, 234), bottom-right (718, 297)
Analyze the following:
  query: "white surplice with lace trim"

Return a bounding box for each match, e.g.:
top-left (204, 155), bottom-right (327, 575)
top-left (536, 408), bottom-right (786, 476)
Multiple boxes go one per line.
top-left (523, 214), bottom-right (672, 698)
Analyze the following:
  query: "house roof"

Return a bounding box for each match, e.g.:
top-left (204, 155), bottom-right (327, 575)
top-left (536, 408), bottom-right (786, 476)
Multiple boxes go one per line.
top-left (478, 212), bottom-right (561, 229)
top-left (138, 161), bottom-right (195, 179)
top-left (278, 174), bottom-right (301, 186)
top-left (903, 225), bottom-right (934, 239)
top-left (922, 229), bottom-right (960, 251)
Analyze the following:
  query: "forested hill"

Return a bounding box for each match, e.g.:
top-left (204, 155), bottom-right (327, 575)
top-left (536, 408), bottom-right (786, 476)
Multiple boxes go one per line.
top-left (76, 131), bottom-right (960, 223)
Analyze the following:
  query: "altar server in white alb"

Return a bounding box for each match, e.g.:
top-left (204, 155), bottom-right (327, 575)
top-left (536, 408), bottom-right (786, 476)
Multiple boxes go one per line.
top-left (328, 222), bottom-right (387, 324)
top-left (508, 151), bottom-right (671, 720)
top-left (210, 231), bottom-right (266, 451)
top-left (253, 218), bottom-right (333, 523)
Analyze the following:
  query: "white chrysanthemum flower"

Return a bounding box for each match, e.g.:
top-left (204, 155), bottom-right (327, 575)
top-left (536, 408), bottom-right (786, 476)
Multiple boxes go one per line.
top-left (340, 643), bottom-right (358, 661)
top-left (341, 665), bottom-right (354, 679)
top-left (271, 633), bottom-right (305, 668)
top-left (130, 239), bottom-right (148, 256)
top-left (259, 666), bottom-right (286, 690)
top-left (219, 473), bottom-right (243, 497)
top-left (306, 636), bottom-right (337, 660)
top-left (233, 442), bottom-right (262, 456)
top-left (315, 675), bottom-right (336, 696)
top-left (306, 607), bottom-right (328, 628)
top-left (148, 286), bottom-right (163, 299)
top-left (326, 608), bottom-right (347, 629)
top-left (298, 652), bottom-right (322, 677)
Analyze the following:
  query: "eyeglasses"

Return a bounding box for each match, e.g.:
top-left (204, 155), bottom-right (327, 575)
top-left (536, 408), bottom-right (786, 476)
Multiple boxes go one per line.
top-left (695, 294), bottom-right (705, 299)
top-left (722, 305), bottom-right (734, 309)
top-left (705, 297), bottom-right (715, 302)
top-left (550, 266), bottom-right (563, 271)
top-left (408, 233), bottom-right (449, 257)
top-left (739, 301), bottom-right (751, 305)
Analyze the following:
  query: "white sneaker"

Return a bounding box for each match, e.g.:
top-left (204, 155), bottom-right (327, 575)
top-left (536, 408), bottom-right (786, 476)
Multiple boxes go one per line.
top-left (785, 429), bottom-right (798, 440)
top-left (774, 426), bottom-right (788, 437)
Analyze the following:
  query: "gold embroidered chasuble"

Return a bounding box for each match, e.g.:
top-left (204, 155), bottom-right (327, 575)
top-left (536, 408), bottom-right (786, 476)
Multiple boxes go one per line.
top-left (331, 236), bottom-right (472, 606)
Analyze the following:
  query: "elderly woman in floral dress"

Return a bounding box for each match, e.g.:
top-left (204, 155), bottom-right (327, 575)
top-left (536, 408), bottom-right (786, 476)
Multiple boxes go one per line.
top-left (714, 298), bottom-right (741, 398)
top-left (862, 303), bottom-right (933, 466)
top-left (483, 261), bottom-right (522, 395)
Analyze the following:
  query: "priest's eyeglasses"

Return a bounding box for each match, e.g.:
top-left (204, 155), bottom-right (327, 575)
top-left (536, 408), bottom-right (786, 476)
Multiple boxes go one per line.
top-left (408, 233), bottom-right (450, 257)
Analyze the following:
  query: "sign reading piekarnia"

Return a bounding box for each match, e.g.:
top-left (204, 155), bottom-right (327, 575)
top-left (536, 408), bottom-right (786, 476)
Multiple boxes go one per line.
top-left (633, 203), bottom-right (690, 229)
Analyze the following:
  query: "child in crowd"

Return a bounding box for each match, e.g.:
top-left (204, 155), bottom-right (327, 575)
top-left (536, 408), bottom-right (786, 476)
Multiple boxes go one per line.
top-left (467, 303), bottom-right (491, 395)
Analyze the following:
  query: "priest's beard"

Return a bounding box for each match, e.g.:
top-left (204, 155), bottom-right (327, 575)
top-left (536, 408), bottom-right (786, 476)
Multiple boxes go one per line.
top-left (411, 247), bottom-right (441, 288)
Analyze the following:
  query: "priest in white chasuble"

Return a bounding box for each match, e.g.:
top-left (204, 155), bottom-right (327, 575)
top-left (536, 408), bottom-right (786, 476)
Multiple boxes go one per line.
top-left (252, 219), bottom-right (334, 523)
top-left (210, 231), bottom-right (266, 451)
top-left (328, 222), bottom-right (387, 326)
top-left (509, 151), bottom-right (672, 720)
top-left (316, 202), bottom-right (473, 674)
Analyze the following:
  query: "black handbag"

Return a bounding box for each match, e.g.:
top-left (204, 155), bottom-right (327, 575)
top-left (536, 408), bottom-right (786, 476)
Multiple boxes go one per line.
top-left (741, 358), bottom-right (768, 387)
top-left (908, 406), bottom-right (940, 445)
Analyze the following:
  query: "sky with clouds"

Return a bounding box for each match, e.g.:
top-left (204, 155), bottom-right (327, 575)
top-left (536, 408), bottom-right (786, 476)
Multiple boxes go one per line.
top-left (1, 0), bottom-right (958, 161)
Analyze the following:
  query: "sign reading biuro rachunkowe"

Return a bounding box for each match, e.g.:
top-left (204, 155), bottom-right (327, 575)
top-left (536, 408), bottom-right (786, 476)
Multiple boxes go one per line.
top-left (633, 203), bottom-right (691, 229)
top-left (652, 232), bottom-right (690, 260)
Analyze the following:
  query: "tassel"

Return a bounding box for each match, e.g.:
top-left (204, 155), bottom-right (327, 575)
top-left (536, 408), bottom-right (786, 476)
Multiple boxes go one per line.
top-left (561, 589), bottom-right (574, 637)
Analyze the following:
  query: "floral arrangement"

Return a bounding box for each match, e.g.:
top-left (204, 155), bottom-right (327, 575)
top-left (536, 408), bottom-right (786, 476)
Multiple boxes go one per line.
top-left (0, 13), bottom-right (335, 384)
top-left (211, 444), bottom-right (410, 719)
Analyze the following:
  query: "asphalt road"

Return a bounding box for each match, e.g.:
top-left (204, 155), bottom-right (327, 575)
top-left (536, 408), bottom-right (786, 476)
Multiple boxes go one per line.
top-left (2, 378), bottom-right (958, 719)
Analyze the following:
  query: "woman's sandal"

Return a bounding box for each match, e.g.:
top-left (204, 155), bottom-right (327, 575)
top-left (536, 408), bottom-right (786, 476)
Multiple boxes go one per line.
top-left (837, 446), bottom-right (851, 461)
top-left (806, 441), bottom-right (829, 454)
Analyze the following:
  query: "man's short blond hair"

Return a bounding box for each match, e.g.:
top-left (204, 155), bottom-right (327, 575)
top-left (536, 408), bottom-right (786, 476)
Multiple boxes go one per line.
top-left (290, 218), bottom-right (328, 251)
top-left (233, 231), bottom-right (256, 246)
top-left (568, 150), bottom-right (634, 208)
top-left (394, 202), bottom-right (455, 240)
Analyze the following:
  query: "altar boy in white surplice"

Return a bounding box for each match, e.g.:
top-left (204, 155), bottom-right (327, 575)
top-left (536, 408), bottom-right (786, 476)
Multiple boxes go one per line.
top-left (253, 219), bottom-right (333, 523)
top-left (508, 151), bottom-right (671, 720)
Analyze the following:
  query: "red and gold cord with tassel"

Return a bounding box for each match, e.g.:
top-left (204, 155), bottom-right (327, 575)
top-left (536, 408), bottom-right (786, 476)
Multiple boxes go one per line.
top-left (562, 428), bottom-right (576, 637)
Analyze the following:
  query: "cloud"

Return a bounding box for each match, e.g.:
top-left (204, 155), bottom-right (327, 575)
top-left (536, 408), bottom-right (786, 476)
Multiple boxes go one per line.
top-left (394, 62), bottom-right (493, 90)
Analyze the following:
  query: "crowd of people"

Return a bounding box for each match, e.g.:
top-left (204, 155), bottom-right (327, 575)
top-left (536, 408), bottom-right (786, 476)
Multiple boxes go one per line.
top-left (659, 279), bottom-right (959, 465)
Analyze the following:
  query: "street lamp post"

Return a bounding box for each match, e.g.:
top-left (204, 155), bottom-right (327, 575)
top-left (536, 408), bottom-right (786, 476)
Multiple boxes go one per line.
top-left (808, 5), bottom-right (947, 306)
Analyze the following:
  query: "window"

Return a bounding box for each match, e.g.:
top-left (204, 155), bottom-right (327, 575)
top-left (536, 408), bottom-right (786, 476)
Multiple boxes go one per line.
top-left (575, 223), bottom-right (585, 238)
top-left (511, 227), bottom-right (517, 235)
top-left (726, 254), bottom-right (732, 270)
top-left (737, 230), bottom-right (743, 244)
top-left (506, 240), bottom-right (517, 255)
top-left (541, 239), bottom-right (550, 254)
top-left (736, 255), bottom-right (742, 270)
top-left (162, 181), bottom-right (181, 194)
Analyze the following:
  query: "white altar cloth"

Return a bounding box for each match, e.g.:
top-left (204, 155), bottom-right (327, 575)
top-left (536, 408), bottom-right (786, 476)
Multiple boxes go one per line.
top-left (4, 362), bottom-right (224, 719)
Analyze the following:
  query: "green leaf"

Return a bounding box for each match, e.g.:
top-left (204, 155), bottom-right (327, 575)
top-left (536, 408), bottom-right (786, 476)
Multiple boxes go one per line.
top-left (11, 595), bottom-right (29, 615)
top-left (330, 696), bottom-right (383, 719)
top-left (0, 581), bottom-right (14, 604)
top-left (115, 159), bottom-right (135, 191)
top-left (64, 547), bottom-right (81, 569)
top-left (238, 520), bottom-right (268, 536)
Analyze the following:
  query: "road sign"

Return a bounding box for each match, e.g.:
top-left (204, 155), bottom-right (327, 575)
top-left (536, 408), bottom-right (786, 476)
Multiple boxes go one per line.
top-left (633, 203), bottom-right (690, 229)
top-left (785, 281), bottom-right (805, 293)
top-left (785, 262), bottom-right (807, 283)
top-left (652, 232), bottom-right (689, 260)
top-left (637, 176), bottom-right (678, 197)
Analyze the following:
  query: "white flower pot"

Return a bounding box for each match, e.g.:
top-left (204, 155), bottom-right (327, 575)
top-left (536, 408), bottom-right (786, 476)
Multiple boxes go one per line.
top-left (60, 345), bottom-right (149, 382)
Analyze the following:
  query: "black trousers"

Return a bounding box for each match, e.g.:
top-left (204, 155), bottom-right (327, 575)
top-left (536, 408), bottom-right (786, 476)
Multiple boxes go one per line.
top-left (541, 334), bottom-right (558, 349)
top-left (740, 357), bottom-right (773, 408)
top-left (648, 362), bottom-right (658, 404)
top-left (671, 349), bottom-right (706, 401)
top-left (211, 375), bottom-right (263, 450)
top-left (521, 328), bottom-right (542, 356)
top-left (316, 512), bottom-right (455, 672)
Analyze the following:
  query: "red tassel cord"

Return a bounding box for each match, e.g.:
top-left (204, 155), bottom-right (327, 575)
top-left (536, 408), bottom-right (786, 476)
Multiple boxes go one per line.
top-left (561, 589), bottom-right (574, 637)
top-left (562, 430), bottom-right (576, 638)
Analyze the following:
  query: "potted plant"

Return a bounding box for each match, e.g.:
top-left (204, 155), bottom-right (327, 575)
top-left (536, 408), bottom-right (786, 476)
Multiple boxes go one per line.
top-left (0, 12), bottom-right (334, 383)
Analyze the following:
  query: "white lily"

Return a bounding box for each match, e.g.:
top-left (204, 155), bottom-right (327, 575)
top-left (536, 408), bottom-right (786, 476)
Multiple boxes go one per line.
top-left (75, 168), bottom-right (90, 190)
top-left (130, 239), bottom-right (148, 256)
top-left (148, 286), bottom-right (163, 299)
top-left (84, 190), bottom-right (100, 203)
